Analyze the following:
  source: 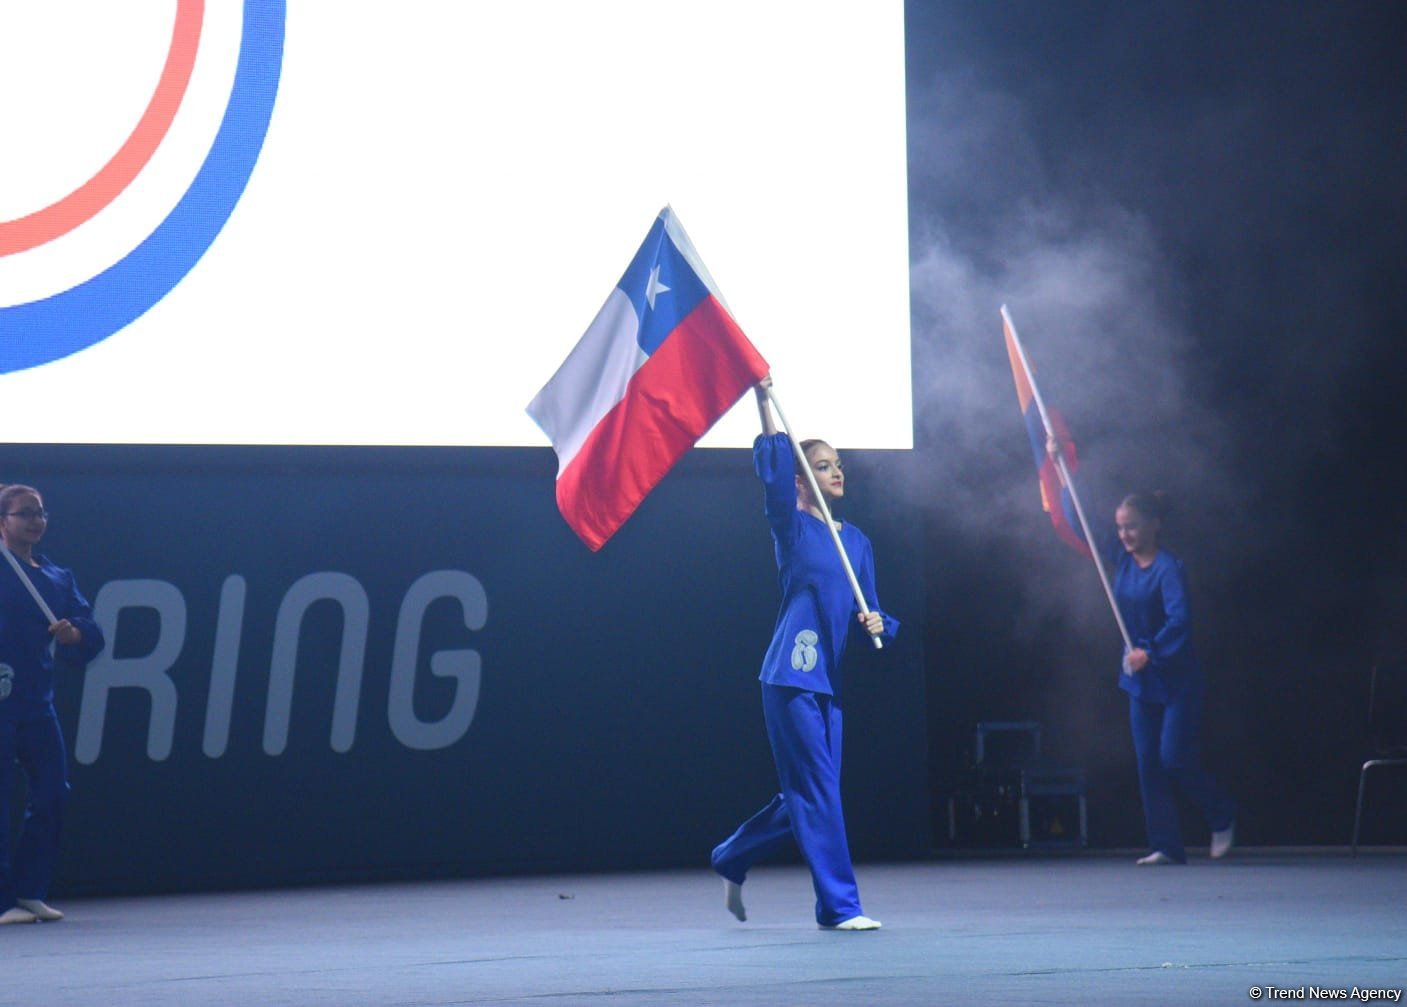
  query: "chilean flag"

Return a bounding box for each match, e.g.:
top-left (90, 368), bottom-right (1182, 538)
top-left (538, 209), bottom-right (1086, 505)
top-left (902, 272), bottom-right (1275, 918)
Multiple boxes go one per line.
top-left (1002, 311), bottom-right (1092, 558)
top-left (528, 207), bottom-right (769, 551)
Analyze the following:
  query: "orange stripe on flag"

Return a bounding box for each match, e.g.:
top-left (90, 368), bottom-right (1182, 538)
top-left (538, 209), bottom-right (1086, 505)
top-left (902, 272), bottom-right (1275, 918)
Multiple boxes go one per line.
top-left (1003, 314), bottom-right (1035, 411)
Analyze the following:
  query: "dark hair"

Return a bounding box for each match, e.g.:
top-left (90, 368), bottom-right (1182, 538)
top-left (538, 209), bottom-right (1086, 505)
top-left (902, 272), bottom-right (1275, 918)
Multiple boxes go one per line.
top-left (1119, 491), bottom-right (1168, 524)
top-left (0, 484), bottom-right (40, 514)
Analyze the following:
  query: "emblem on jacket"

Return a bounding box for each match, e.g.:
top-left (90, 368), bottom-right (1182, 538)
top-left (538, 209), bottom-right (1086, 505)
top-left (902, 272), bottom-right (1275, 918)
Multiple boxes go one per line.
top-left (790, 630), bottom-right (819, 672)
top-left (0, 663), bottom-right (12, 701)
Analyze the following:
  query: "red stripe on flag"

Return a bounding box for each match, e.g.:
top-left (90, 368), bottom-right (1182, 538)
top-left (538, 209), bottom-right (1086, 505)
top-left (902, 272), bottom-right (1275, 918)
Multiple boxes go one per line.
top-left (555, 297), bottom-right (769, 550)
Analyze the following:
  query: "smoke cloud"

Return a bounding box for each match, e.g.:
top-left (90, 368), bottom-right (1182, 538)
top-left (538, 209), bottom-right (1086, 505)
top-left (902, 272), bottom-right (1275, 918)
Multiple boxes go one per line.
top-left (900, 4), bottom-right (1407, 835)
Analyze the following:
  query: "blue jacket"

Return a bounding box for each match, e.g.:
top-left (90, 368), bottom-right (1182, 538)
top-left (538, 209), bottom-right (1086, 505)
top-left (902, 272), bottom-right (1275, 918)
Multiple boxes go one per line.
top-left (0, 552), bottom-right (105, 715)
top-left (1111, 543), bottom-right (1199, 703)
top-left (755, 434), bottom-right (897, 697)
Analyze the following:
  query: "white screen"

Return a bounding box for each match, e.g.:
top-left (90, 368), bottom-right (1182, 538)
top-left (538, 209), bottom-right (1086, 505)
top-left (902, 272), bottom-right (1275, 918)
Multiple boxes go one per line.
top-left (0, 2), bottom-right (911, 448)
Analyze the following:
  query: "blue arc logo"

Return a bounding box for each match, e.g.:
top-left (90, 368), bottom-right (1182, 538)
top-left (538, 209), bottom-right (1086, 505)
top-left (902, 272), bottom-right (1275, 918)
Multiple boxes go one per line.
top-left (0, 0), bottom-right (285, 374)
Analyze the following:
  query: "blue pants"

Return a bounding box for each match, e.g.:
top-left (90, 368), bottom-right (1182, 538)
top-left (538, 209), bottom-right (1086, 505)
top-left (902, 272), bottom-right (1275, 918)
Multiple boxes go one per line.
top-left (1129, 683), bottom-right (1235, 862)
top-left (0, 707), bottom-right (70, 909)
top-left (711, 685), bottom-right (862, 926)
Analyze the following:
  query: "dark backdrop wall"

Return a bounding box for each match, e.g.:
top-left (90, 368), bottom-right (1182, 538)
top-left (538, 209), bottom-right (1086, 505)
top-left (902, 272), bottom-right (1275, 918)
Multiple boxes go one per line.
top-left (4, 445), bottom-right (927, 897)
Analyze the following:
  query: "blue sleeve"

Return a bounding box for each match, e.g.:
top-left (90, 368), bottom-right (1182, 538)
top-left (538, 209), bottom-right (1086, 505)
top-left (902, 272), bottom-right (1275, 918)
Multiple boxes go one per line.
top-left (754, 433), bottom-right (799, 548)
top-left (853, 534), bottom-right (899, 643)
top-left (57, 568), bottom-right (105, 666)
top-left (1144, 559), bottom-right (1192, 670)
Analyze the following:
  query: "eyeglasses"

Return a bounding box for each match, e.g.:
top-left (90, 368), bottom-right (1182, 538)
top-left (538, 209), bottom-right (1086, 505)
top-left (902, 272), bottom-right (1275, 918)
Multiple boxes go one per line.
top-left (3, 509), bottom-right (48, 521)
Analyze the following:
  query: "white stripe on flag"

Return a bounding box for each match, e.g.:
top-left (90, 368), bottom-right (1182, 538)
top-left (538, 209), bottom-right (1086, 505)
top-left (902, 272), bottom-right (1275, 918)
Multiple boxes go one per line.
top-left (527, 288), bottom-right (647, 474)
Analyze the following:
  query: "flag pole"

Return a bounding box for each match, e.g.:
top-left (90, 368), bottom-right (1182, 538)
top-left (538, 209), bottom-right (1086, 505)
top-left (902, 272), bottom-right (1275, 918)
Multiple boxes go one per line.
top-left (761, 384), bottom-right (883, 650)
top-left (1, 542), bottom-right (59, 625)
top-left (1000, 305), bottom-right (1133, 654)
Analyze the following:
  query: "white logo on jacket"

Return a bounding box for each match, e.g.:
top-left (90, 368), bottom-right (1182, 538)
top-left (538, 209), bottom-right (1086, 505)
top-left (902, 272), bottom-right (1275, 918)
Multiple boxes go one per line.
top-left (0, 663), bottom-right (12, 701)
top-left (790, 630), bottom-right (819, 672)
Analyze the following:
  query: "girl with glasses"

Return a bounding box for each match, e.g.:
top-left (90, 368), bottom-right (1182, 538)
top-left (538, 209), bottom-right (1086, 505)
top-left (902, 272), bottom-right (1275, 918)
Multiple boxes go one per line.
top-left (0, 484), bottom-right (106, 924)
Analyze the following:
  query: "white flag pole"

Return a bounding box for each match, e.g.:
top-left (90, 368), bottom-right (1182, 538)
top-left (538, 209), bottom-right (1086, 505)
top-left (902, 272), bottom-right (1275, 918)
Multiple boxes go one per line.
top-left (761, 384), bottom-right (884, 651)
top-left (1, 542), bottom-right (59, 626)
top-left (1000, 305), bottom-right (1134, 655)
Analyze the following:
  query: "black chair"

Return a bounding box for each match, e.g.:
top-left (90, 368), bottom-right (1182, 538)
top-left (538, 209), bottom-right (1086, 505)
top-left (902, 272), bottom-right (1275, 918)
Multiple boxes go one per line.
top-left (1352, 660), bottom-right (1407, 854)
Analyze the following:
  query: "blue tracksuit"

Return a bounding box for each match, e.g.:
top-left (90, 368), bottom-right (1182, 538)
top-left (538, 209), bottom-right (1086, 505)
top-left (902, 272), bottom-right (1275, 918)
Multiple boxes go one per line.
top-left (0, 552), bottom-right (104, 909)
top-left (712, 434), bottom-right (897, 925)
top-left (1112, 542), bottom-right (1233, 861)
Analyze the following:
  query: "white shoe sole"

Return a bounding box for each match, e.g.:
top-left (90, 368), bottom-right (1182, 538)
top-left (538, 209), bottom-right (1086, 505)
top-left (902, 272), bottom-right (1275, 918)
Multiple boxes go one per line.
top-left (823, 915), bottom-right (882, 930)
top-left (1136, 852), bottom-right (1177, 865)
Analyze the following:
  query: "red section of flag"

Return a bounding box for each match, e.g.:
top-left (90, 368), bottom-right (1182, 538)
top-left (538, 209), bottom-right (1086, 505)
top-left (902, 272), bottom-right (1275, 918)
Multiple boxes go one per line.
top-left (1005, 311), bottom-right (1091, 558)
top-left (1038, 409), bottom-right (1091, 557)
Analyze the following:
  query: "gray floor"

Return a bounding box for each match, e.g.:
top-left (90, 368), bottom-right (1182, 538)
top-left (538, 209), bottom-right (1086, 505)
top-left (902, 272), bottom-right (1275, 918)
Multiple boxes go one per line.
top-left (3, 850), bottom-right (1405, 1006)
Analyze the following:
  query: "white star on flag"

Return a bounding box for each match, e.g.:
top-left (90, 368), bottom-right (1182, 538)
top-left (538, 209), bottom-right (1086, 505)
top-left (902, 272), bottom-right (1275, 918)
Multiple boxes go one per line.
top-left (645, 265), bottom-right (670, 310)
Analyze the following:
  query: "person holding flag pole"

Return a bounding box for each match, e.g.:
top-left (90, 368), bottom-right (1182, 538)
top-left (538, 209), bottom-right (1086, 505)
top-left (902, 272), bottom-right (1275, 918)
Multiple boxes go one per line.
top-left (527, 206), bottom-right (895, 926)
top-left (0, 484), bottom-right (105, 924)
top-left (709, 376), bottom-right (897, 931)
top-left (1093, 488), bottom-right (1237, 865)
top-left (1003, 307), bottom-right (1235, 866)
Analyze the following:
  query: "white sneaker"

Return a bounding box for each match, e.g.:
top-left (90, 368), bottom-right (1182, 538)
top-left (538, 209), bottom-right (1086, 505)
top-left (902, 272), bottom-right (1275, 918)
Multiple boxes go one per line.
top-left (1136, 851), bottom-right (1177, 865)
top-left (0, 906), bottom-right (38, 925)
top-left (1210, 822), bottom-right (1235, 860)
top-left (16, 899), bottom-right (64, 921)
top-left (824, 915), bottom-right (882, 931)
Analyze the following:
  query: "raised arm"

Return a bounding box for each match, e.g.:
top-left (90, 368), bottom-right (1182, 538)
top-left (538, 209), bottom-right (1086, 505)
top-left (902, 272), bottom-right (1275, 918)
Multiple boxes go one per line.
top-left (755, 375), bottom-right (776, 436)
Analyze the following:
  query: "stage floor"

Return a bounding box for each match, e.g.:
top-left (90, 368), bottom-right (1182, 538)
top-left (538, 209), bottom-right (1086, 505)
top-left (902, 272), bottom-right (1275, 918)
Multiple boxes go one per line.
top-left (4, 850), bottom-right (1405, 1006)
